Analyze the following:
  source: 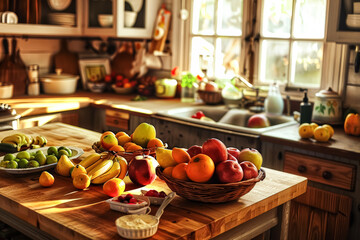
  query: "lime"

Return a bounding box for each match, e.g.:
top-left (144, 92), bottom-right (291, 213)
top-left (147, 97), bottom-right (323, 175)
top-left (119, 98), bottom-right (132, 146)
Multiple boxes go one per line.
top-left (6, 160), bottom-right (18, 169)
top-left (46, 155), bottom-right (58, 164)
top-left (14, 158), bottom-right (20, 163)
top-left (3, 153), bottom-right (15, 161)
top-left (57, 149), bottom-right (70, 158)
top-left (35, 153), bottom-right (47, 166)
top-left (28, 160), bottom-right (40, 168)
top-left (18, 159), bottom-right (29, 168)
top-left (0, 160), bottom-right (9, 168)
top-left (58, 146), bottom-right (72, 157)
top-left (47, 146), bottom-right (58, 156)
top-left (36, 150), bottom-right (43, 155)
top-left (16, 151), bottom-right (31, 160)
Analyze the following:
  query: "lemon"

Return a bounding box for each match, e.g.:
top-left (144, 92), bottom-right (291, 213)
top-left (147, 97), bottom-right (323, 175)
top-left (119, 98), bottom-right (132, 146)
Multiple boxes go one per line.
top-left (155, 148), bottom-right (177, 168)
top-left (298, 123), bottom-right (313, 138)
top-left (314, 126), bottom-right (330, 142)
top-left (322, 124), bottom-right (334, 138)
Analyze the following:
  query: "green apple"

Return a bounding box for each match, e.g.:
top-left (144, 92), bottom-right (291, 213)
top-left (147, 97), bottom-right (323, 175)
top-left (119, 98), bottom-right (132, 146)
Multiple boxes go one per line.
top-left (237, 148), bottom-right (263, 170)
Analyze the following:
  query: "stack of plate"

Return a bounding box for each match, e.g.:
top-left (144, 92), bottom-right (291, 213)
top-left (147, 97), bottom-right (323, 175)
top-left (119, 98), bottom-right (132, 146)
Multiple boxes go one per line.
top-left (48, 13), bottom-right (75, 26)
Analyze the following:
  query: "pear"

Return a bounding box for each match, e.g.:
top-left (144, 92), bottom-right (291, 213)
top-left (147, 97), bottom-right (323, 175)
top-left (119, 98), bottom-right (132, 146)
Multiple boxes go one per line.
top-left (55, 155), bottom-right (75, 177)
top-left (132, 123), bottom-right (156, 148)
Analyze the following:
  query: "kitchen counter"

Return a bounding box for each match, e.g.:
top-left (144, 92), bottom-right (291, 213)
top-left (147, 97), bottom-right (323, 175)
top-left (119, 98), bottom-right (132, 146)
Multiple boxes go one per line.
top-left (261, 124), bottom-right (360, 160)
top-left (0, 123), bottom-right (307, 240)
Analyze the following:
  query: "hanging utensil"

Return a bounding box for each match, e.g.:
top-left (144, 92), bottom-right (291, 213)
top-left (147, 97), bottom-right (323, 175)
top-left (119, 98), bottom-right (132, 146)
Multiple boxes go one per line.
top-left (354, 45), bottom-right (360, 73)
top-left (0, 38), bottom-right (11, 86)
top-left (11, 38), bottom-right (27, 96)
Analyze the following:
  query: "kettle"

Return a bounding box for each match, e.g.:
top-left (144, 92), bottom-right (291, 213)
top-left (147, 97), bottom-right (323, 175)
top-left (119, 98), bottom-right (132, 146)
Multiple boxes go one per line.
top-left (155, 79), bottom-right (178, 98)
top-left (312, 87), bottom-right (343, 125)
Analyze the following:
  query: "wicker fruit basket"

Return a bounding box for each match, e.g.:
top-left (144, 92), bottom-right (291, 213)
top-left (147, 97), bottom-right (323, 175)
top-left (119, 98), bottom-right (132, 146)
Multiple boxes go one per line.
top-left (156, 166), bottom-right (266, 203)
top-left (92, 141), bottom-right (165, 163)
top-left (197, 90), bottom-right (223, 105)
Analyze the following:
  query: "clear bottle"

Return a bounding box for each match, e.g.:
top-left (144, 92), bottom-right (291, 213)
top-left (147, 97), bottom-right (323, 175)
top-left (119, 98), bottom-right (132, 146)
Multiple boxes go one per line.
top-left (264, 82), bottom-right (284, 115)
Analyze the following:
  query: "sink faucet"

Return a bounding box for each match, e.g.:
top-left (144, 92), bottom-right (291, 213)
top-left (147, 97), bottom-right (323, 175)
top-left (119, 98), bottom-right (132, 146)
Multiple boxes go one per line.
top-left (231, 76), bottom-right (263, 110)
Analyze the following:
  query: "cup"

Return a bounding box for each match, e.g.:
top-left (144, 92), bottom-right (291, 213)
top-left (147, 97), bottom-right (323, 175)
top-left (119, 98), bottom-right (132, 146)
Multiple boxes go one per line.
top-left (125, 11), bottom-right (137, 27)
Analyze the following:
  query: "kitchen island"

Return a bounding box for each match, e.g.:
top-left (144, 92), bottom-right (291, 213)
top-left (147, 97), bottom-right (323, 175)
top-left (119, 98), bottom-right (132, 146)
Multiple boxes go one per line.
top-left (0, 123), bottom-right (307, 240)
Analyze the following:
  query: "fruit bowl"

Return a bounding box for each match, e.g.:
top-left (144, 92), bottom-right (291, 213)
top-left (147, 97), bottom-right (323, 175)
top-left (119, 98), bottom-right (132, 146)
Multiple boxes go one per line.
top-left (197, 90), bottom-right (223, 105)
top-left (156, 166), bottom-right (266, 203)
top-left (112, 84), bottom-right (135, 94)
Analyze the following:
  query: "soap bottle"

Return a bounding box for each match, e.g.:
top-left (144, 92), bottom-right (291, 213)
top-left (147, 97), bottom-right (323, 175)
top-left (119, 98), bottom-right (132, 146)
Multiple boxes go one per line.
top-left (264, 82), bottom-right (284, 115)
top-left (300, 90), bottom-right (312, 124)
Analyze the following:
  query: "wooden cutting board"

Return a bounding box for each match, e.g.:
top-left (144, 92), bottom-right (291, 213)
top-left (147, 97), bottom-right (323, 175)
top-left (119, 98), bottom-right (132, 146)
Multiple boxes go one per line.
top-left (53, 39), bottom-right (79, 76)
top-left (111, 42), bottom-right (134, 79)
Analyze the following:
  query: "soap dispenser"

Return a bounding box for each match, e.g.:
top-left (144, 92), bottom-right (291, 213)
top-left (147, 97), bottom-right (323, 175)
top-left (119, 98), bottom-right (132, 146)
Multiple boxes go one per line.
top-left (300, 90), bottom-right (312, 124)
top-left (264, 82), bottom-right (284, 115)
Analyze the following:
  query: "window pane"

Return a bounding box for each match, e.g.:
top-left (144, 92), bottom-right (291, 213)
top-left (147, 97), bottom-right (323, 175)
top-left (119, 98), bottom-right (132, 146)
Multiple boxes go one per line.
top-left (293, 0), bottom-right (326, 38)
top-left (190, 37), bottom-right (215, 76)
top-left (290, 41), bottom-right (323, 87)
top-left (192, 0), bottom-right (215, 35)
top-left (214, 38), bottom-right (241, 78)
top-left (217, 0), bottom-right (243, 36)
top-left (259, 40), bottom-right (289, 83)
top-left (262, 0), bottom-right (292, 38)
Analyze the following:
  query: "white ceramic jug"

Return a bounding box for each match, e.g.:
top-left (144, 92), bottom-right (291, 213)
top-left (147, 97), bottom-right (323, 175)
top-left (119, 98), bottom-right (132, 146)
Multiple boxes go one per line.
top-left (264, 82), bottom-right (284, 115)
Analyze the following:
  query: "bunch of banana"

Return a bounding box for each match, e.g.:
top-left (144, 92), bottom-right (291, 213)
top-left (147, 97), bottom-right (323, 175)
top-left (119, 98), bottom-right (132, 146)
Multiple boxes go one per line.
top-left (79, 152), bottom-right (128, 184)
top-left (31, 136), bottom-right (48, 149)
top-left (0, 133), bottom-right (33, 152)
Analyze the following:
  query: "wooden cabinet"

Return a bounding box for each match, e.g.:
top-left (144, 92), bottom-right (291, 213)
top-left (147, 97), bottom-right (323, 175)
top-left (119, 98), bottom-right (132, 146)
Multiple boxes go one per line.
top-left (327, 0), bottom-right (360, 43)
top-left (261, 142), bottom-right (360, 240)
top-left (19, 111), bottom-right (79, 129)
top-left (83, 0), bottom-right (162, 38)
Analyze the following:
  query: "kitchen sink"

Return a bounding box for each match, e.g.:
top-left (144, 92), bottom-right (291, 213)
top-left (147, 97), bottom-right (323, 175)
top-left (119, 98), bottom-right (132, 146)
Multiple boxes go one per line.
top-left (156, 105), bottom-right (297, 135)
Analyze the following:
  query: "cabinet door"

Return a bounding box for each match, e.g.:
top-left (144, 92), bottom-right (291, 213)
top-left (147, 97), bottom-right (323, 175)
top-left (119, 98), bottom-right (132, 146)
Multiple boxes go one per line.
top-left (288, 186), bottom-right (352, 240)
top-left (83, 0), bottom-right (162, 38)
top-left (0, 0), bottom-right (82, 36)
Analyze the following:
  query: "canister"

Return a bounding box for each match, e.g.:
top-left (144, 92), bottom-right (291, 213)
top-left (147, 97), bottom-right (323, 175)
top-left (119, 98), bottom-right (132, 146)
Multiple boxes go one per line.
top-left (312, 87), bottom-right (343, 125)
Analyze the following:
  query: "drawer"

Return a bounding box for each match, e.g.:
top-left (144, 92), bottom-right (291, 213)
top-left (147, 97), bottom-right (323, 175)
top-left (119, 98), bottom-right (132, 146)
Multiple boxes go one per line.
top-left (283, 151), bottom-right (356, 191)
top-left (105, 110), bottom-right (129, 130)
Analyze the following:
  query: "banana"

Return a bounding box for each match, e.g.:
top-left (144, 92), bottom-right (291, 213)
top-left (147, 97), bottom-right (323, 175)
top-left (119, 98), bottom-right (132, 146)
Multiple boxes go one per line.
top-left (116, 156), bottom-right (128, 180)
top-left (35, 136), bottom-right (46, 146)
top-left (87, 159), bottom-right (113, 180)
top-left (23, 134), bottom-right (32, 147)
top-left (91, 161), bottom-right (121, 184)
top-left (79, 153), bottom-right (102, 168)
top-left (1, 134), bottom-right (22, 145)
top-left (85, 158), bottom-right (105, 173)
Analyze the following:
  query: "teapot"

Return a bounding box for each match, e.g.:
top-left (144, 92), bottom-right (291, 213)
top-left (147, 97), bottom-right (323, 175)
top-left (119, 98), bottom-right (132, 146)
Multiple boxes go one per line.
top-left (312, 87), bottom-right (343, 125)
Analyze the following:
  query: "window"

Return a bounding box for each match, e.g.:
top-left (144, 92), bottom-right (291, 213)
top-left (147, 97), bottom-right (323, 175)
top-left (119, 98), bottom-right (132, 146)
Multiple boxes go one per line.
top-left (182, 0), bottom-right (341, 98)
top-left (188, 0), bottom-right (244, 79)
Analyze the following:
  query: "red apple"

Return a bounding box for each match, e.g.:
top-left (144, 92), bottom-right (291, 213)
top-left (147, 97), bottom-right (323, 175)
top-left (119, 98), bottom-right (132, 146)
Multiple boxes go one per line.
top-left (237, 148), bottom-right (263, 170)
top-left (202, 138), bottom-right (228, 165)
top-left (239, 161), bottom-right (258, 180)
top-left (247, 114), bottom-right (270, 128)
top-left (227, 147), bottom-right (241, 159)
top-left (204, 82), bottom-right (219, 92)
top-left (187, 145), bottom-right (202, 158)
top-left (215, 160), bottom-right (243, 183)
top-left (227, 153), bottom-right (237, 161)
top-left (128, 155), bottom-right (156, 186)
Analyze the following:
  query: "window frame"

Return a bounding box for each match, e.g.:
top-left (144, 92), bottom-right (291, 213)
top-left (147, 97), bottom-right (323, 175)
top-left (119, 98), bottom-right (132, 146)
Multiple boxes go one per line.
top-left (178, 0), bottom-right (347, 101)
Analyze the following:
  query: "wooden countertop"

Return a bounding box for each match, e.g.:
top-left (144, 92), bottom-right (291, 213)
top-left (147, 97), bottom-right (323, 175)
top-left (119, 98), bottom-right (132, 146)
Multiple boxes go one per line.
top-left (261, 124), bottom-right (360, 159)
top-left (0, 123), bottom-right (307, 240)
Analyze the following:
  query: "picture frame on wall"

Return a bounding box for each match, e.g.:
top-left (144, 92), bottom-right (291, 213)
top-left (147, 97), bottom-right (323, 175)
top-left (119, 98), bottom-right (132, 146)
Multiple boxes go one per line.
top-left (78, 58), bottom-right (111, 90)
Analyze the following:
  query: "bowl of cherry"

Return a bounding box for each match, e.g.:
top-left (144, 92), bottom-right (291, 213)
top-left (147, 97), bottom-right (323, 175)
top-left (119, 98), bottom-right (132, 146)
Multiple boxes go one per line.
top-left (141, 189), bottom-right (170, 205)
top-left (107, 193), bottom-right (151, 214)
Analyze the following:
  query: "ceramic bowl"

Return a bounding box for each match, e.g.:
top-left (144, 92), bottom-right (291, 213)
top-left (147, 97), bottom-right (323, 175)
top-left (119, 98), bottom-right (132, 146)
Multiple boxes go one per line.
top-left (116, 214), bottom-right (159, 239)
top-left (87, 82), bottom-right (106, 93)
top-left (112, 84), bottom-right (135, 94)
top-left (40, 70), bottom-right (79, 94)
top-left (98, 14), bottom-right (113, 28)
top-left (125, 11), bottom-right (137, 27)
top-left (106, 194), bottom-right (150, 214)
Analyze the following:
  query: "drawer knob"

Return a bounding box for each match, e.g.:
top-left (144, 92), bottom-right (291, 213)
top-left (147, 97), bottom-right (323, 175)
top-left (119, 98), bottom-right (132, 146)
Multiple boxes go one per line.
top-left (297, 165), bottom-right (307, 173)
top-left (322, 171), bottom-right (332, 180)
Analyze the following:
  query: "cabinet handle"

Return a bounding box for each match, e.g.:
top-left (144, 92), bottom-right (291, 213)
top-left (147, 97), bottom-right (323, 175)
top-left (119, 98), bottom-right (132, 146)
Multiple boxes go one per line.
top-left (113, 119), bottom-right (119, 124)
top-left (277, 152), bottom-right (283, 161)
top-left (297, 165), bottom-right (307, 173)
top-left (322, 171), bottom-right (332, 180)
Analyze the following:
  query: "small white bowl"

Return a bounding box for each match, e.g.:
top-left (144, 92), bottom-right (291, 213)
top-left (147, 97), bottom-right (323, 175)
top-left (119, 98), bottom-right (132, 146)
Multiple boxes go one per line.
top-left (106, 194), bottom-right (150, 214)
top-left (116, 214), bottom-right (159, 239)
top-left (125, 11), bottom-right (137, 27)
top-left (98, 14), bottom-right (113, 28)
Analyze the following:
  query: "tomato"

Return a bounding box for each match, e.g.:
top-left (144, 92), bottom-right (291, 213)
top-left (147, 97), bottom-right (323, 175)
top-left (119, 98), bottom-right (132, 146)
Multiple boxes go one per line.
top-left (191, 111), bottom-right (205, 119)
top-left (186, 154), bottom-right (215, 183)
top-left (104, 74), bottom-right (112, 83)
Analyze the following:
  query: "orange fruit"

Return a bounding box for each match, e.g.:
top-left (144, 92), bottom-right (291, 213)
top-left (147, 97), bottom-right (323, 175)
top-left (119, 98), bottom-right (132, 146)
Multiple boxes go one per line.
top-left (73, 173), bottom-right (91, 190)
top-left (70, 164), bottom-right (87, 179)
top-left (298, 123), bottom-right (313, 138)
top-left (163, 166), bottom-right (174, 177)
top-left (172, 147), bottom-right (191, 164)
top-left (115, 131), bottom-right (127, 138)
top-left (126, 144), bottom-right (142, 152)
top-left (147, 138), bottom-right (164, 149)
top-left (124, 142), bottom-right (136, 150)
top-left (103, 178), bottom-right (126, 197)
top-left (172, 163), bottom-right (189, 181)
top-left (186, 154), bottom-right (215, 183)
top-left (310, 123), bottom-right (318, 132)
top-left (117, 133), bottom-right (132, 146)
top-left (39, 171), bottom-right (54, 187)
top-left (313, 126), bottom-right (330, 142)
top-left (109, 145), bottom-right (125, 152)
top-left (323, 124), bottom-right (334, 138)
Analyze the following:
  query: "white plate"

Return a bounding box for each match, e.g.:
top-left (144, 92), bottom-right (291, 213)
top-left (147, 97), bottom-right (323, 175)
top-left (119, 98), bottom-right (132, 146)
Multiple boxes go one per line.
top-left (0, 146), bottom-right (84, 175)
